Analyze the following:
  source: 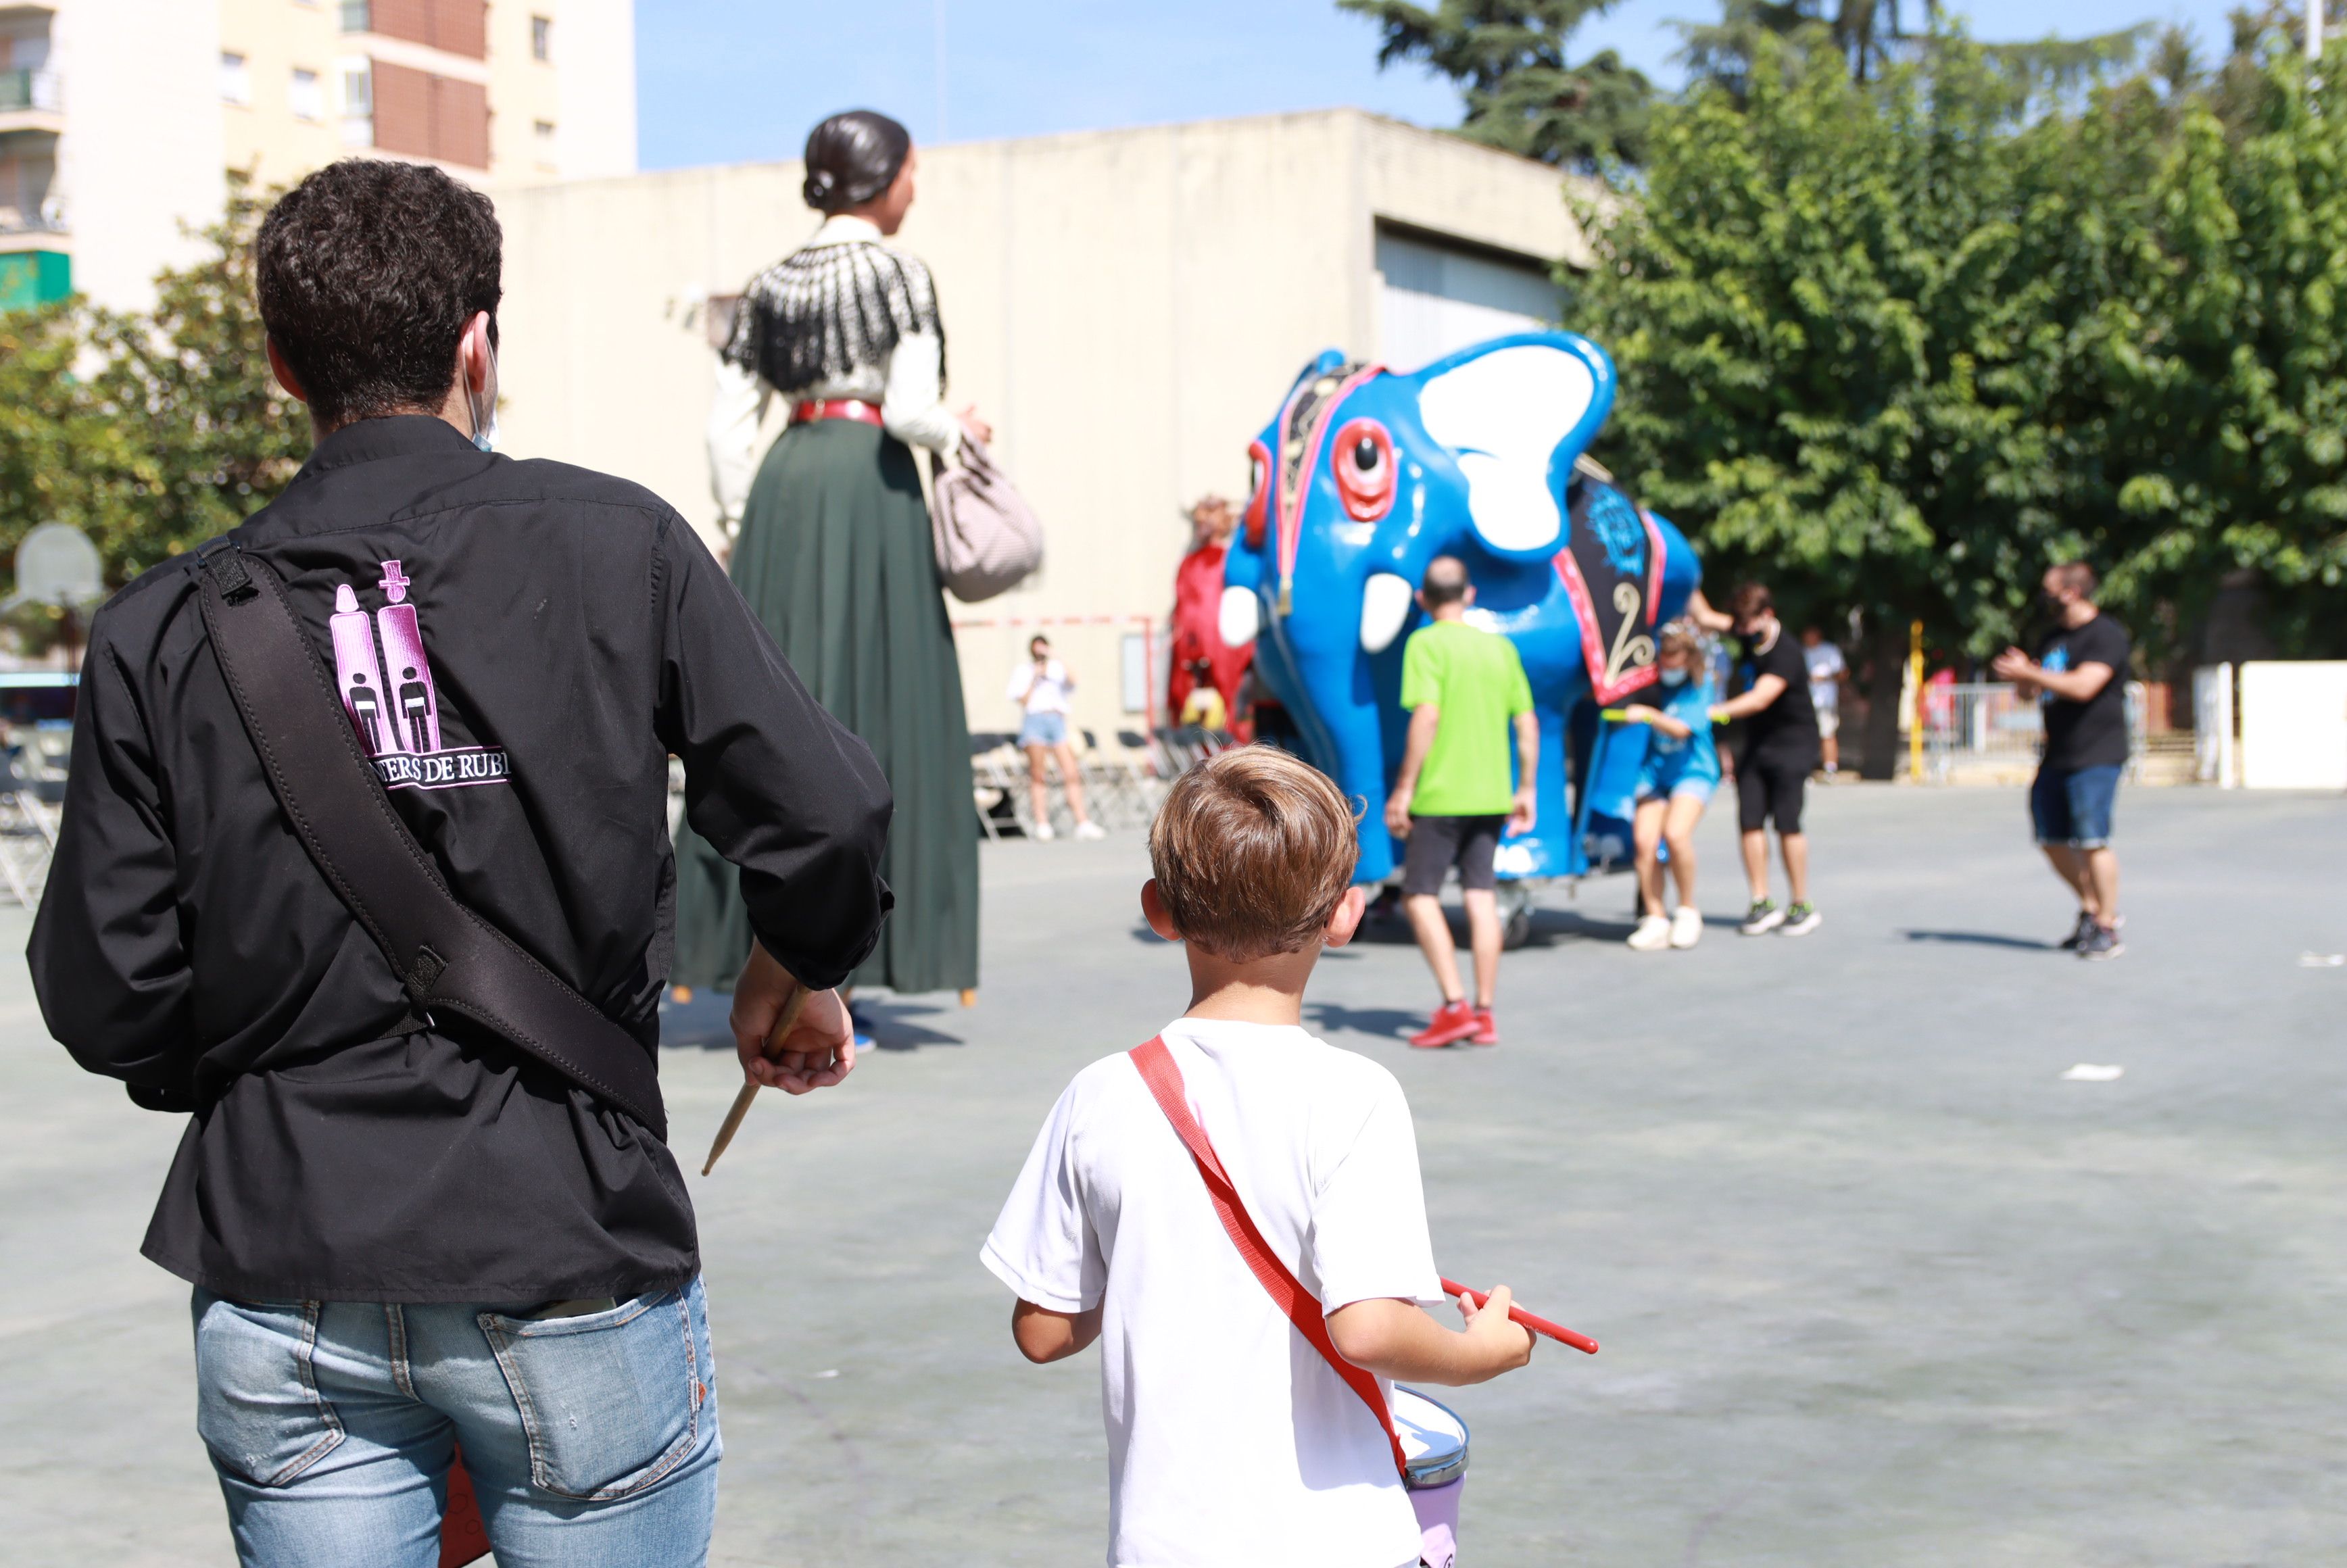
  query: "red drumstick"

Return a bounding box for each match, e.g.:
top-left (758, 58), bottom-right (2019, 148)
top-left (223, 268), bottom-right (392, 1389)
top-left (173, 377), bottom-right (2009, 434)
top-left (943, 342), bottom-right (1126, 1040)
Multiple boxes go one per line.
top-left (1442, 1277), bottom-right (1599, 1355)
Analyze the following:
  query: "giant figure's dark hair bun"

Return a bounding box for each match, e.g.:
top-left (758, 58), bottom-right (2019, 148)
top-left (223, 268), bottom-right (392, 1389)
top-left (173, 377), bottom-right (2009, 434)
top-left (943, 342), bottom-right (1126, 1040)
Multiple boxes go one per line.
top-left (803, 111), bottom-right (913, 214)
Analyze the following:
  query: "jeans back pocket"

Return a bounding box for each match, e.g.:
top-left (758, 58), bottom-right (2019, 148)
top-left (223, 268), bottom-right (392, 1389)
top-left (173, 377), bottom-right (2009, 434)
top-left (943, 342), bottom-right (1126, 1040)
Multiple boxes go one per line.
top-left (192, 1293), bottom-right (347, 1488)
top-left (481, 1287), bottom-right (705, 1501)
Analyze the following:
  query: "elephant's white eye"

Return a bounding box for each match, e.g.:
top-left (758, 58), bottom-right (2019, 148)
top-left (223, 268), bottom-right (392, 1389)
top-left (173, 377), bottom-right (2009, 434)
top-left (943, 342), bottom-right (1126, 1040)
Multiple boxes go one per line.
top-left (1330, 417), bottom-right (1395, 522)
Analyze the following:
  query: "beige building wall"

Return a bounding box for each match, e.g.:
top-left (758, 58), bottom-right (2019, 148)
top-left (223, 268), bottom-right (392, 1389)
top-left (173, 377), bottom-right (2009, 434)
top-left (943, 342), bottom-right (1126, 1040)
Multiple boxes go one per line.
top-left (50, 0), bottom-right (226, 310)
top-left (218, 0), bottom-right (633, 195)
top-left (218, 0), bottom-right (344, 191)
top-left (492, 109), bottom-right (1583, 743)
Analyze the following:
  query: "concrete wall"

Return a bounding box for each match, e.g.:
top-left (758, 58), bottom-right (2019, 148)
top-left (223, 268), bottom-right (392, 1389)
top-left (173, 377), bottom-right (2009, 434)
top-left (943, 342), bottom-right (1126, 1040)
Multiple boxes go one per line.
top-left (491, 109), bottom-right (1582, 741)
top-left (55, 0), bottom-right (226, 310)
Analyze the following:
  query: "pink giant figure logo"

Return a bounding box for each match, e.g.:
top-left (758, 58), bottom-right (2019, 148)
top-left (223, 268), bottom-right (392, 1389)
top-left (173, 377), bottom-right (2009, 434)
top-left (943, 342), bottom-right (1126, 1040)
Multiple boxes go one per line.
top-left (331, 560), bottom-right (441, 756)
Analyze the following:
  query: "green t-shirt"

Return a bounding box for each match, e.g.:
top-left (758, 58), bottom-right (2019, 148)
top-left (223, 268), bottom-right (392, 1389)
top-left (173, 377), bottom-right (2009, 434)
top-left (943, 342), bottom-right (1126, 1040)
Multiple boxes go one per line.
top-left (1399, 618), bottom-right (1534, 816)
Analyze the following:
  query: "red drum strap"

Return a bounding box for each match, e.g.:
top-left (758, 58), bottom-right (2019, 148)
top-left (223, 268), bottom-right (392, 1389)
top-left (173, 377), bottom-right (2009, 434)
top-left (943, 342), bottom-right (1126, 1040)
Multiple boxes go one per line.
top-left (1127, 1035), bottom-right (1410, 1480)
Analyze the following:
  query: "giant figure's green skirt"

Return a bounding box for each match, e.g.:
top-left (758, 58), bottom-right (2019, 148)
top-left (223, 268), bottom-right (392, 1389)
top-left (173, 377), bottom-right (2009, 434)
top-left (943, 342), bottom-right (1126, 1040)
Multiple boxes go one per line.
top-left (671, 420), bottom-right (978, 994)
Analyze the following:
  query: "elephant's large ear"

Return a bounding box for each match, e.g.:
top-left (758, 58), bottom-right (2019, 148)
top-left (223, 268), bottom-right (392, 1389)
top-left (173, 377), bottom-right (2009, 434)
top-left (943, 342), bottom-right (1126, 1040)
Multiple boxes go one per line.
top-left (1413, 334), bottom-right (1614, 561)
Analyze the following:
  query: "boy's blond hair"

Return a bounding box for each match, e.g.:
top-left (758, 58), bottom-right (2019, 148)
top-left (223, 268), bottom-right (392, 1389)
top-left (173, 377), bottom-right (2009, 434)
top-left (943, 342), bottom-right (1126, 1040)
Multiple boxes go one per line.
top-left (1658, 620), bottom-right (1705, 663)
top-left (1148, 748), bottom-right (1359, 962)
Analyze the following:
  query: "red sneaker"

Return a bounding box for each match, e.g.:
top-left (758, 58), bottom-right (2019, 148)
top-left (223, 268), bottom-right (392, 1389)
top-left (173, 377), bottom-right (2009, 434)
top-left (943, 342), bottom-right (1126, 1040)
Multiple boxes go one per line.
top-left (1409, 1000), bottom-right (1479, 1049)
top-left (1470, 1006), bottom-right (1497, 1045)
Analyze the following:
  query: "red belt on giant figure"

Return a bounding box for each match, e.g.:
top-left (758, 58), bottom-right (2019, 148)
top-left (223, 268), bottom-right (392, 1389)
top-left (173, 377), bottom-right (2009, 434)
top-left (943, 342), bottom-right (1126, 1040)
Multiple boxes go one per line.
top-left (792, 398), bottom-right (884, 426)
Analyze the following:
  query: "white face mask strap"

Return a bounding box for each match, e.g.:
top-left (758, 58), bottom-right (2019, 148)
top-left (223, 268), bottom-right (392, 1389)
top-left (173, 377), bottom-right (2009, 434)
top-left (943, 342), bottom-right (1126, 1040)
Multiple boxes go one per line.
top-left (466, 320), bottom-right (500, 451)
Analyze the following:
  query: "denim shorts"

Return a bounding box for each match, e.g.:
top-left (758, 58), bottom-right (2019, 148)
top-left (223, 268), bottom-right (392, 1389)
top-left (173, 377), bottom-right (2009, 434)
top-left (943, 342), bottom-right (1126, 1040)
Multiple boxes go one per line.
top-left (2031, 762), bottom-right (2121, 849)
top-left (1018, 711), bottom-right (1067, 748)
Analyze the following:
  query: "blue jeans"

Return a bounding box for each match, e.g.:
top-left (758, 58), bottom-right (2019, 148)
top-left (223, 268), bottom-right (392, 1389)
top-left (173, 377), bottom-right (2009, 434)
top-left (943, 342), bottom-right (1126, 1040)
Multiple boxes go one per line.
top-left (2030, 762), bottom-right (2121, 850)
top-left (193, 1277), bottom-right (721, 1568)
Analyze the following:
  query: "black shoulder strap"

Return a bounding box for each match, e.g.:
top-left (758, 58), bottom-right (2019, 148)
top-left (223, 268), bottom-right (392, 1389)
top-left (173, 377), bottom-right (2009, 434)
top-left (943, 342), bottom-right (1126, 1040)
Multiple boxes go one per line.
top-left (193, 543), bottom-right (668, 1140)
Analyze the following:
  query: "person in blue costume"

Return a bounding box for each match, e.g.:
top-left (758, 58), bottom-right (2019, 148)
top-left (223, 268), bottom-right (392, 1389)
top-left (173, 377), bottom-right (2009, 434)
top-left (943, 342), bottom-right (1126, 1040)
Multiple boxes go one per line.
top-left (1618, 624), bottom-right (1722, 951)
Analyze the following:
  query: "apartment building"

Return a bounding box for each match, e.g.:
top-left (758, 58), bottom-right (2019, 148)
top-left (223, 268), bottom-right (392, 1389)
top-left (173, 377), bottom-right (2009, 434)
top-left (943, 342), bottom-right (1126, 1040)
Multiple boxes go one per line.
top-left (4, 0), bottom-right (633, 313)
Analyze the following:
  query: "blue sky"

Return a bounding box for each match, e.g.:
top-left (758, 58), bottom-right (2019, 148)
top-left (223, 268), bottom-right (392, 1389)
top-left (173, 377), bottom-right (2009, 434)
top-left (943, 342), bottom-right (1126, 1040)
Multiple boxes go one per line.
top-left (635, 1), bottom-right (2263, 171)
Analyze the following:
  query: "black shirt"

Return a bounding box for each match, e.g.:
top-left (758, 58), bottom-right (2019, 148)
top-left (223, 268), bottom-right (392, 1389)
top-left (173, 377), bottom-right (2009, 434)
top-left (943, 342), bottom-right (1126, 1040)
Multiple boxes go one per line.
top-left (1734, 622), bottom-right (1819, 767)
top-left (2036, 612), bottom-right (2131, 770)
top-left (29, 418), bottom-right (893, 1303)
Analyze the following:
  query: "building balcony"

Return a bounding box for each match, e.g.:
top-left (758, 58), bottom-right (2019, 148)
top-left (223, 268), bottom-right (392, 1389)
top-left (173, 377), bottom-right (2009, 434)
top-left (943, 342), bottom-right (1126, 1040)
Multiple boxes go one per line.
top-left (0, 70), bottom-right (62, 134)
top-left (0, 201), bottom-right (64, 239)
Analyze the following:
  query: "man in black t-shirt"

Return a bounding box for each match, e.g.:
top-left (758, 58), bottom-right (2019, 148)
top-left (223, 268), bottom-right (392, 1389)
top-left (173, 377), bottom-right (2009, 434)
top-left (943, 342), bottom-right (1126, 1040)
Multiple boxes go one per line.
top-left (1703, 583), bottom-right (1823, 935)
top-left (1993, 561), bottom-right (2131, 959)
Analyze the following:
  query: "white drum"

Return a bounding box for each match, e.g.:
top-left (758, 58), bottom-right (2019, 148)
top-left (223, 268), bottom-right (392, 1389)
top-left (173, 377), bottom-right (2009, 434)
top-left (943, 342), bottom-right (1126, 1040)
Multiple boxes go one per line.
top-left (1393, 1386), bottom-right (1469, 1567)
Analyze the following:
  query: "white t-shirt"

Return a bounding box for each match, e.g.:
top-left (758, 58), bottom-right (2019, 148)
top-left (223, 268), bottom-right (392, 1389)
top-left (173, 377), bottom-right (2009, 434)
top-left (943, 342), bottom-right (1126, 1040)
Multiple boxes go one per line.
top-left (1008, 657), bottom-right (1073, 716)
top-left (1804, 639), bottom-right (1845, 712)
top-left (983, 1019), bottom-right (1441, 1568)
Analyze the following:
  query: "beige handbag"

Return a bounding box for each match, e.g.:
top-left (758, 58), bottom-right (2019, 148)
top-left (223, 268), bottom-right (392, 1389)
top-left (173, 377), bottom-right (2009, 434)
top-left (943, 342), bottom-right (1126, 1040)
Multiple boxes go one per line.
top-left (931, 434), bottom-right (1043, 602)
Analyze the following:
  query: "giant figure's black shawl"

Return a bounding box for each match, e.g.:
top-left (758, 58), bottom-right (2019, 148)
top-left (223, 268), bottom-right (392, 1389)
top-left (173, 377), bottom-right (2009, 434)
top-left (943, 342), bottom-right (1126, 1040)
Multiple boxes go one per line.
top-left (723, 239), bottom-right (947, 398)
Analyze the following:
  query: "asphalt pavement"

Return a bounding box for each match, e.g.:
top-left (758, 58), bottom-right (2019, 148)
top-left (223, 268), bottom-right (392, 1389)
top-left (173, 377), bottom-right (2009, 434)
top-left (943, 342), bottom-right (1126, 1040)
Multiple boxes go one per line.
top-left (3, 783), bottom-right (2342, 1566)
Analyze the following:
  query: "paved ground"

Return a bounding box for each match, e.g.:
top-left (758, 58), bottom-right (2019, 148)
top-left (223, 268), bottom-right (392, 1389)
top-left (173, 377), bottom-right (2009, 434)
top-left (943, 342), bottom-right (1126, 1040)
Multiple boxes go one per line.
top-left (4, 784), bottom-right (2344, 1566)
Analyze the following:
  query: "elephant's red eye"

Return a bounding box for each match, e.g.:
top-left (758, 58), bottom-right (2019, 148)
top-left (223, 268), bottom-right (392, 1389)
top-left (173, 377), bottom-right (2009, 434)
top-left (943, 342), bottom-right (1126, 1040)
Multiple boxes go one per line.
top-left (1330, 418), bottom-right (1395, 522)
top-left (1244, 438), bottom-right (1272, 546)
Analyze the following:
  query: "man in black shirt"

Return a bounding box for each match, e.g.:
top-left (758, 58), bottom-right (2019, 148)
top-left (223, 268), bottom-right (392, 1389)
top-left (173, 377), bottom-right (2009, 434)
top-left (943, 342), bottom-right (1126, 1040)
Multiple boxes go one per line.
top-left (29, 162), bottom-right (891, 1561)
top-left (1704, 583), bottom-right (1823, 935)
top-left (1993, 561), bottom-right (2130, 959)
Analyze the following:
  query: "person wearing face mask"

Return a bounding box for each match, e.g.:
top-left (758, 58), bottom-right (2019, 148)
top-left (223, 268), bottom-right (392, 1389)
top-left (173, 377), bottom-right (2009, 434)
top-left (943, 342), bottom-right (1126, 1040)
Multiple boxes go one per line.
top-left (30, 160), bottom-right (893, 1563)
top-left (1991, 562), bottom-right (2131, 960)
top-left (677, 108), bottom-right (990, 1011)
top-left (1616, 624), bottom-right (1722, 950)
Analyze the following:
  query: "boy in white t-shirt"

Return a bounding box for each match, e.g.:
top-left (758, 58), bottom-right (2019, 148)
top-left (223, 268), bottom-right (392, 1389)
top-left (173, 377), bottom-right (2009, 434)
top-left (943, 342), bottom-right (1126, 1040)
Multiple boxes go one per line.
top-left (982, 748), bottom-right (1534, 1568)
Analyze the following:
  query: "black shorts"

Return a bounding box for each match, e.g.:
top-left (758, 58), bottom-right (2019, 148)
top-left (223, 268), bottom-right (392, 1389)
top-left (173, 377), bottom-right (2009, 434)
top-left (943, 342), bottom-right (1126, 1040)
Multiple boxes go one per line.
top-left (1401, 814), bottom-right (1504, 897)
top-left (1737, 756), bottom-right (1809, 834)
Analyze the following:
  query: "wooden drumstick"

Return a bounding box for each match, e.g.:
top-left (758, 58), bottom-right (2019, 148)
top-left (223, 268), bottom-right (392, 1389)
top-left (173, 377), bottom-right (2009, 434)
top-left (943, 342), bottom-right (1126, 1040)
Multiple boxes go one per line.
top-left (700, 983), bottom-right (813, 1175)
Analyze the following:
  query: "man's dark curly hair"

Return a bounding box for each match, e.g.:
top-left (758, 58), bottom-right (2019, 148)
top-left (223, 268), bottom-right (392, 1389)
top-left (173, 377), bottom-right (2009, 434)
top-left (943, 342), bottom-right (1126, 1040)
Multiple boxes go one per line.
top-left (256, 160), bottom-right (502, 428)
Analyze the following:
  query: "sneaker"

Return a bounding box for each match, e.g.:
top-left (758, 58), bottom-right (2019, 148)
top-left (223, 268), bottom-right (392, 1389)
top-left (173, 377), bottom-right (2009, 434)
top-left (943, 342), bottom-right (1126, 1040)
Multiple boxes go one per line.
top-left (1782, 902), bottom-right (1822, 937)
top-left (1470, 1006), bottom-right (1498, 1046)
top-left (1627, 913), bottom-right (1672, 950)
top-left (2077, 921), bottom-right (2125, 960)
top-left (1669, 906), bottom-right (1703, 948)
top-left (1032, 820), bottom-right (1056, 842)
top-left (1740, 899), bottom-right (1785, 935)
top-left (1409, 1000), bottom-right (1480, 1049)
top-left (1073, 820), bottom-right (1107, 841)
top-left (2056, 909), bottom-right (2096, 951)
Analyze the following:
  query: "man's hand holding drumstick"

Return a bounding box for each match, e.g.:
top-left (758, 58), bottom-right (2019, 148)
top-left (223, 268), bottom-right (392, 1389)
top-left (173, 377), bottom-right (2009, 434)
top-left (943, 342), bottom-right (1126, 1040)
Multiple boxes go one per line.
top-left (703, 940), bottom-right (856, 1174)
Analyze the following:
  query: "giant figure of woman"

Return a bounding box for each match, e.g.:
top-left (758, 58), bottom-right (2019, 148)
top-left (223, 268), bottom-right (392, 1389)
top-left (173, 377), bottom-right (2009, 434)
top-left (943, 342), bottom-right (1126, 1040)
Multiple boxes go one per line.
top-left (673, 109), bottom-right (988, 1004)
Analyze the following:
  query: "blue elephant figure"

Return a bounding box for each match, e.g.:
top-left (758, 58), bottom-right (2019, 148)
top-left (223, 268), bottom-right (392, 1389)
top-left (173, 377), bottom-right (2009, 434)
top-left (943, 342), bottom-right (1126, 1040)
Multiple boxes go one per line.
top-left (1219, 331), bottom-right (1703, 886)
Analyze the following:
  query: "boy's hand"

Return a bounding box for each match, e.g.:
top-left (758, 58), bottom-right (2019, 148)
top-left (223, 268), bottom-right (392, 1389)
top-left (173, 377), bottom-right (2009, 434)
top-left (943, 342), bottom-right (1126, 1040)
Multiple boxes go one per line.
top-left (1384, 787), bottom-right (1414, 840)
top-left (1620, 704), bottom-right (1656, 725)
top-left (1457, 1283), bottom-right (1537, 1375)
top-left (1507, 786), bottom-right (1537, 836)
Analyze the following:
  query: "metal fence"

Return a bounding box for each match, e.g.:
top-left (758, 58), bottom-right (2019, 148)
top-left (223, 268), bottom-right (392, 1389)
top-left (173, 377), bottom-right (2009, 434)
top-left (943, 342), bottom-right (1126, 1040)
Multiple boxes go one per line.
top-left (1919, 681), bottom-right (2150, 782)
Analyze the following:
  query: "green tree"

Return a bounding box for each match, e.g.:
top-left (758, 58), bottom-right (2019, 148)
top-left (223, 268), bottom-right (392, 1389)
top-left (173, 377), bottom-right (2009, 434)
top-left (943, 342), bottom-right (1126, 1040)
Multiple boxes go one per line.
top-left (0, 303), bottom-right (150, 591)
top-left (2094, 30), bottom-right (2347, 656)
top-left (81, 178), bottom-right (308, 580)
top-left (1566, 29), bottom-right (2172, 770)
top-left (1680, 1), bottom-right (2144, 97)
top-left (1339, 0), bottom-right (1655, 167)
top-left (0, 175), bottom-right (306, 596)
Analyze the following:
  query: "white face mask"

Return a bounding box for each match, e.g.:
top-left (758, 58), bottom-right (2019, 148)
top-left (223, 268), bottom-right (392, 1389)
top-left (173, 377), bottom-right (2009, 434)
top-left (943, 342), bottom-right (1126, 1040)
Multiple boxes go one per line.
top-left (1660, 666), bottom-right (1689, 687)
top-left (467, 341), bottom-right (500, 453)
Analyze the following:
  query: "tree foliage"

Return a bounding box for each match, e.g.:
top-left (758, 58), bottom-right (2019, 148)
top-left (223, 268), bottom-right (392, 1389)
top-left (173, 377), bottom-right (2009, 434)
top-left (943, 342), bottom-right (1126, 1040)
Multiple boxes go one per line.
top-left (0, 177), bottom-right (305, 595)
top-left (1568, 17), bottom-right (2347, 670)
top-left (1340, 0), bottom-right (1654, 168)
